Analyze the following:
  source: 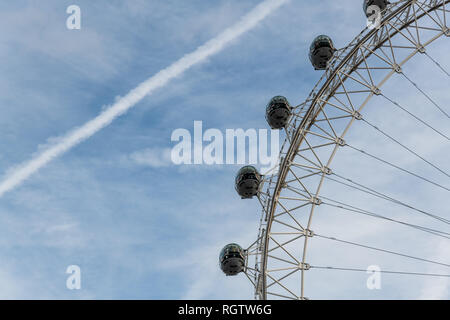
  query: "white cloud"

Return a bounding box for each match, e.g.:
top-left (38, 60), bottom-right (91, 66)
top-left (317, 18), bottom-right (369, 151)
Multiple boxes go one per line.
top-left (0, 0), bottom-right (289, 198)
top-left (0, 0), bottom-right (448, 300)
top-left (129, 148), bottom-right (173, 168)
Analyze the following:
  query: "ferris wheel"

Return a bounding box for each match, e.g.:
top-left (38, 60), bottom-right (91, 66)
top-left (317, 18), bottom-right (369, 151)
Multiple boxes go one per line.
top-left (219, 0), bottom-right (450, 300)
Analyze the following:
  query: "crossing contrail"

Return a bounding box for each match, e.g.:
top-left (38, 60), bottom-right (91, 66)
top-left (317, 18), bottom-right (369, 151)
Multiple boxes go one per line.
top-left (0, 0), bottom-right (289, 197)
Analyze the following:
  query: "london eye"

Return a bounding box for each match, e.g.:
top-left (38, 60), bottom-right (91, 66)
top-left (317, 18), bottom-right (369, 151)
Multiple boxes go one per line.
top-left (221, 0), bottom-right (450, 300)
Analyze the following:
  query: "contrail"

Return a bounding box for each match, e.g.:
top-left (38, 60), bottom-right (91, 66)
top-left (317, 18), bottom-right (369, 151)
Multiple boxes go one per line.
top-left (0, 0), bottom-right (289, 197)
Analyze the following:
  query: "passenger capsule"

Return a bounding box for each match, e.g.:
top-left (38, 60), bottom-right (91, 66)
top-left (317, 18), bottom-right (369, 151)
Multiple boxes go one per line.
top-left (220, 243), bottom-right (245, 276)
top-left (309, 35), bottom-right (336, 70)
top-left (235, 166), bottom-right (261, 199)
top-left (363, 0), bottom-right (389, 17)
top-left (266, 96), bottom-right (292, 129)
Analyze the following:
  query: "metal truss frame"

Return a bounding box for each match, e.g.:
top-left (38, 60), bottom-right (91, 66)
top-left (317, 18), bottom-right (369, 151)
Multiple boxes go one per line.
top-left (242, 0), bottom-right (449, 300)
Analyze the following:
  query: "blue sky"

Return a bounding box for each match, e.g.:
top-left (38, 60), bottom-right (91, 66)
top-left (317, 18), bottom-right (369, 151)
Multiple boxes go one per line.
top-left (0, 0), bottom-right (448, 299)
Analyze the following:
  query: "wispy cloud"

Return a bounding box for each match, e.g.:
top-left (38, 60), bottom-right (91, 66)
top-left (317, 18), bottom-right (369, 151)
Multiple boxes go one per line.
top-left (128, 148), bottom-right (173, 168)
top-left (0, 0), bottom-right (447, 300)
top-left (0, 0), bottom-right (289, 198)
